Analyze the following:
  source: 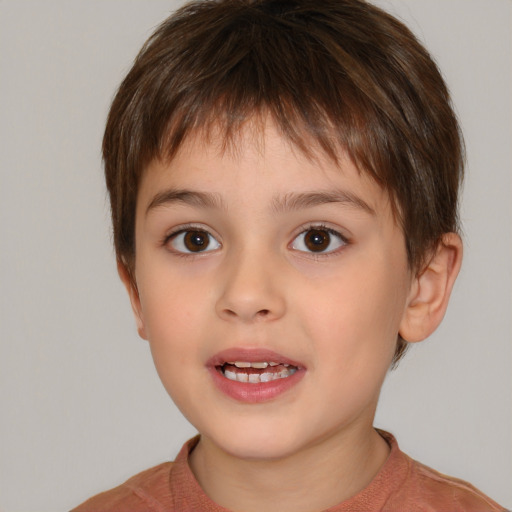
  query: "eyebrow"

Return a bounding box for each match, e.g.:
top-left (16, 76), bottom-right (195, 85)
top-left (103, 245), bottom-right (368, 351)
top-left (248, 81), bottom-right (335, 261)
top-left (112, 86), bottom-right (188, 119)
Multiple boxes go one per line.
top-left (146, 189), bottom-right (225, 215)
top-left (145, 188), bottom-right (375, 216)
top-left (270, 190), bottom-right (376, 215)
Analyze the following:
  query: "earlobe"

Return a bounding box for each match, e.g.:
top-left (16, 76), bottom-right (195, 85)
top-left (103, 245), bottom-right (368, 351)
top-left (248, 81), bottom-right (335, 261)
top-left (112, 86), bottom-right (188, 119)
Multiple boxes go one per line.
top-left (399, 233), bottom-right (463, 343)
top-left (117, 260), bottom-right (148, 340)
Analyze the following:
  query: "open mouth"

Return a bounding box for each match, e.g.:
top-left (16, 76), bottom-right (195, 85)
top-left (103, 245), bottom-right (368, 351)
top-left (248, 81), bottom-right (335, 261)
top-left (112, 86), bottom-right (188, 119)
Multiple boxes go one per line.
top-left (217, 361), bottom-right (298, 383)
top-left (209, 350), bottom-right (305, 402)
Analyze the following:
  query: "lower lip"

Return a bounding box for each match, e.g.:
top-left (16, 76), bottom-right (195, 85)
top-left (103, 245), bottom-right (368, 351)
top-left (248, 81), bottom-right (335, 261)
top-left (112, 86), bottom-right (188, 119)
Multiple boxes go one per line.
top-left (208, 367), bottom-right (305, 403)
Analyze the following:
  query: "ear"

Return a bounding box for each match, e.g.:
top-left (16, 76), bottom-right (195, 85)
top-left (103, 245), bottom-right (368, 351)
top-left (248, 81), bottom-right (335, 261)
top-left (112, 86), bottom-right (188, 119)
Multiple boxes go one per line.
top-left (399, 233), bottom-right (463, 343)
top-left (117, 260), bottom-right (148, 340)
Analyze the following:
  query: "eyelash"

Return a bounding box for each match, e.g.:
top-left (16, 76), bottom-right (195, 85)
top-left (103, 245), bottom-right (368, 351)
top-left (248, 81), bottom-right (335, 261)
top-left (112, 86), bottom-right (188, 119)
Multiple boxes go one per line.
top-left (290, 224), bottom-right (349, 257)
top-left (162, 223), bottom-right (349, 257)
top-left (163, 224), bottom-right (221, 256)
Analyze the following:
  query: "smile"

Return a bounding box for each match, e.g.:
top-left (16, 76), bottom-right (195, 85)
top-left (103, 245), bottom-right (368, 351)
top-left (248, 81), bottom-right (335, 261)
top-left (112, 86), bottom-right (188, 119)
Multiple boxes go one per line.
top-left (219, 361), bottom-right (298, 383)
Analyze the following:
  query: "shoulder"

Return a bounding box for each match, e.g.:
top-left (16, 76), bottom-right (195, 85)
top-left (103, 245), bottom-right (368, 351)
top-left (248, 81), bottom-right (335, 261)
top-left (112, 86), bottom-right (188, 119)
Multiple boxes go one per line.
top-left (390, 455), bottom-right (506, 512)
top-left (70, 462), bottom-right (174, 512)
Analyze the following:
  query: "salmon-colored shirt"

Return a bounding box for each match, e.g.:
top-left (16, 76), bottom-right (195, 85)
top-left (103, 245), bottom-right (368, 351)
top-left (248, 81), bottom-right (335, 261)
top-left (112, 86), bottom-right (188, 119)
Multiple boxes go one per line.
top-left (71, 432), bottom-right (506, 511)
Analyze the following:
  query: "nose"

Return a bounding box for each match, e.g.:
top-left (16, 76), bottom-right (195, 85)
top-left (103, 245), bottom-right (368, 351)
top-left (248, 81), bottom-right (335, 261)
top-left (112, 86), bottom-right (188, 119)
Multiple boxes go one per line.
top-left (215, 247), bottom-right (286, 323)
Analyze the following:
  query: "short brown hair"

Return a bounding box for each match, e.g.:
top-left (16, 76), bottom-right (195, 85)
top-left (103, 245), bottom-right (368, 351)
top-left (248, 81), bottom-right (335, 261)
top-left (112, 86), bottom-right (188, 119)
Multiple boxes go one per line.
top-left (103, 0), bottom-right (464, 364)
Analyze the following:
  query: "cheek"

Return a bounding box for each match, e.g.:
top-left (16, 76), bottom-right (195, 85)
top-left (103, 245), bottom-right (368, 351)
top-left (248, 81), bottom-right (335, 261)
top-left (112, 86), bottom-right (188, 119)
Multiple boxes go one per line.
top-left (136, 275), bottom-right (204, 372)
top-left (140, 283), bottom-right (207, 412)
top-left (299, 260), bottom-right (407, 367)
top-left (137, 256), bottom-right (208, 331)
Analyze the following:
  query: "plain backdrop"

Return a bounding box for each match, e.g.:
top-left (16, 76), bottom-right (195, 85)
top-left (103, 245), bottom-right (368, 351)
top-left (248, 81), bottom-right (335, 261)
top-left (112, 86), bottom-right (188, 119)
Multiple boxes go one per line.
top-left (0, 1), bottom-right (510, 510)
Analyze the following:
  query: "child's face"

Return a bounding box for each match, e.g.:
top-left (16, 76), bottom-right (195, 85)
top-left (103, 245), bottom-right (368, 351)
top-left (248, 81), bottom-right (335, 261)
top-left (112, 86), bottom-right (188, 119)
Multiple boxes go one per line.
top-left (127, 121), bottom-right (415, 461)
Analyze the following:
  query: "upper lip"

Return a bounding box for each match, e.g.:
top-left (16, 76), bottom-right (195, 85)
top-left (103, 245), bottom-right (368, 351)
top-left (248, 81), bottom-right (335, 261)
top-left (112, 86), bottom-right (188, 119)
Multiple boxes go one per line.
top-left (207, 347), bottom-right (305, 369)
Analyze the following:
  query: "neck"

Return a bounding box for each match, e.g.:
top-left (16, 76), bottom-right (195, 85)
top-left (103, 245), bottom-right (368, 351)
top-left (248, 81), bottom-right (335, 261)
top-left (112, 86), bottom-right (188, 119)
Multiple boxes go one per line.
top-left (189, 424), bottom-right (390, 512)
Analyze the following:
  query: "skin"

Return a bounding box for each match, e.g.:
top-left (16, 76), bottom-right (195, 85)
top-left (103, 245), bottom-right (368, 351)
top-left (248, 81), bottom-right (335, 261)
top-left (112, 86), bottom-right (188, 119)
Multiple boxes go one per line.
top-left (121, 120), bottom-right (462, 512)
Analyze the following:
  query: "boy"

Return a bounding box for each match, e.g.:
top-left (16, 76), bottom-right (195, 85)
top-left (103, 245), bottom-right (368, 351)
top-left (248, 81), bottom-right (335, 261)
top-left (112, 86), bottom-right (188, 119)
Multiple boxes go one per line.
top-left (73, 0), bottom-right (506, 510)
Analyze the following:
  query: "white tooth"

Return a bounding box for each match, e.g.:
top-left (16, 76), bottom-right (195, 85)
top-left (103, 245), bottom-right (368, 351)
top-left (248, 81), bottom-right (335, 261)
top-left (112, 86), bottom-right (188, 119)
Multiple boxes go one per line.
top-left (224, 369), bottom-right (237, 381)
top-left (283, 363), bottom-right (290, 367)
top-left (278, 370), bottom-right (288, 379)
top-left (260, 372), bottom-right (272, 382)
top-left (237, 372), bottom-right (249, 382)
top-left (248, 373), bottom-right (260, 383)
top-left (269, 362), bottom-right (280, 366)
top-left (251, 362), bottom-right (269, 369)
top-left (234, 362), bottom-right (251, 368)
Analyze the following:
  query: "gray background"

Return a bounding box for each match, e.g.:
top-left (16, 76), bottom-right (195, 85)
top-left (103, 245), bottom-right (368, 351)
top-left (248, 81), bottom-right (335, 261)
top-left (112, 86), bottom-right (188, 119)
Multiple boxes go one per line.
top-left (0, 1), bottom-right (510, 510)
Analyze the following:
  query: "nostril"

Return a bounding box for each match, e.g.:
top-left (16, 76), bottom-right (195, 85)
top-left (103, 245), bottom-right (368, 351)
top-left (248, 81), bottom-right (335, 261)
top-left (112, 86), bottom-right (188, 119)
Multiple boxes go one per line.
top-left (257, 309), bottom-right (271, 317)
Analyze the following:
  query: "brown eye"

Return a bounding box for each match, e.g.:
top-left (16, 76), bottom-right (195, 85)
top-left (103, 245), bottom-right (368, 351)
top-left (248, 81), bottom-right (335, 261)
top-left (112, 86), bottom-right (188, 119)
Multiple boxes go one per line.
top-left (291, 227), bottom-right (346, 254)
top-left (169, 229), bottom-right (221, 254)
top-left (184, 231), bottom-right (208, 252)
top-left (304, 229), bottom-right (330, 252)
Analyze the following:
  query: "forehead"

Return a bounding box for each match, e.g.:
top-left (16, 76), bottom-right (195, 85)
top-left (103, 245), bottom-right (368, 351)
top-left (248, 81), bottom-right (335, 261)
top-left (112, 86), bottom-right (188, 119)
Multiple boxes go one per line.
top-left (138, 119), bottom-right (392, 218)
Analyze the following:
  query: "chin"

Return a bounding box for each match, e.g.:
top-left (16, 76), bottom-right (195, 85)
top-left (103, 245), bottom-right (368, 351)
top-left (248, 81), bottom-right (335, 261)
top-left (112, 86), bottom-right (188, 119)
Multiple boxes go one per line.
top-left (221, 437), bottom-right (297, 461)
top-left (201, 419), bottom-right (311, 461)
